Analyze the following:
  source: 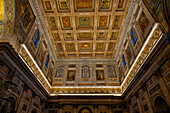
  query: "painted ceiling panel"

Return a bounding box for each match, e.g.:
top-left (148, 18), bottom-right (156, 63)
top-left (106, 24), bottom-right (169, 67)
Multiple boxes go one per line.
top-left (39, 0), bottom-right (131, 59)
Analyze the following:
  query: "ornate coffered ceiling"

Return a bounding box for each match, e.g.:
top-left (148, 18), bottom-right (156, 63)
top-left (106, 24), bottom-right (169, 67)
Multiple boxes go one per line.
top-left (38, 0), bottom-right (132, 59)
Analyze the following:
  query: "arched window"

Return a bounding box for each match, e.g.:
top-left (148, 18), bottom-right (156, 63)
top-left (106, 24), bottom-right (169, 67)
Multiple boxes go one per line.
top-left (32, 29), bottom-right (40, 48)
top-left (82, 65), bottom-right (90, 78)
top-left (154, 96), bottom-right (169, 113)
top-left (122, 54), bottom-right (126, 68)
top-left (108, 66), bottom-right (116, 78)
top-left (56, 66), bottom-right (64, 77)
top-left (45, 54), bottom-right (50, 68)
top-left (130, 28), bottom-right (138, 46)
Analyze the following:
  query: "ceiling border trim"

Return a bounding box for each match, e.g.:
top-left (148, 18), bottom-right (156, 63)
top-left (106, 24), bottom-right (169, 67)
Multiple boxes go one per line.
top-left (115, 0), bottom-right (137, 59)
top-left (31, 0), bottom-right (57, 60)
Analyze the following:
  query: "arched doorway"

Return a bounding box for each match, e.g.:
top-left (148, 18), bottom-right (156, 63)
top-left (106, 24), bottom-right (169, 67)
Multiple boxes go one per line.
top-left (31, 109), bottom-right (37, 113)
top-left (78, 107), bottom-right (93, 113)
top-left (154, 96), bottom-right (170, 113)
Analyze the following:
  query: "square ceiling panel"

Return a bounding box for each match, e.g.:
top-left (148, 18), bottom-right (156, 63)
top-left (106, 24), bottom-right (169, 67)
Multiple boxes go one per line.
top-left (39, 0), bottom-right (132, 59)
top-left (47, 16), bottom-right (58, 30)
top-left (108, 42), bottom-right (116, 51)
top-left (77, 32), bottom-right (93, 40)
top-left (63, 33), bottom-right (74, 41)
top-left (42, 0), bottom-right (54, 13)
top-left (74, 0), bottom-right (95, 12)
top-left (52, 33), bottom-right (61, 41)
top-left (116, 0), bottom-right (126, 11)
top-left (96, 42), bottom-right (106, 51)
top-left (97, 16), bottom-right (110, 29)
top-left (76, 16), bottom-right (94, 29)
top-left (56, 43), bottom-right (64, 52)
top-left (97, 32), bottom-right (107, 40)
top-left (99, 0), bottom-right (113, 11)
top-left (56, 0), bottom-right (70, 12)
top-left (66, 43), bottom-right (76, 52)
top-left (112, 15), bottom-right (123, 29)
top-left (60, 16), bottom-right (72, 30)
top-left (110, 32), bottom-right (119, 40)
top-left (79, 42), bottom-right (93, 52)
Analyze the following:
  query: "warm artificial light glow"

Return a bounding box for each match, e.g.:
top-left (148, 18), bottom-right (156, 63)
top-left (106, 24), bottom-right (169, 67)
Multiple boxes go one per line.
top-left (121, 23), bottom-right (160, 88)
top-left (21, 44), bottom-right (51, 88)
top-left (50, 93), bottom-right (122, 96)
top-left (51, 86), bottom-right (120, 88)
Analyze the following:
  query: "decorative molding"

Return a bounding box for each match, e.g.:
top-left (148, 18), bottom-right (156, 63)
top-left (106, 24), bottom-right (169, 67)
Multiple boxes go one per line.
top-left (31, 0), bottom-right (57, 60)
top-left (115, 0), bottom-right (136, 59)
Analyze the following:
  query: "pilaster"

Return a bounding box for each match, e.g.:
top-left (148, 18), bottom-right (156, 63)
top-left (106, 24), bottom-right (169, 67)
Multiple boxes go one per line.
top-left (59, 105), bottom-right (63, 113)
top-left (63, 65), bottom-right (68, 86)
top-left (92, 64), bottom-right (97, 86)
top-left (104, 65), bottom-right (109, 86)
top-left (135, 93), bottom-right (143, 113)
top-left (94, 105), bottom-right (98, 113)
top-left (141, 83), bottom-right (154, 113)
top-left (73, 104), bottom-right (77, 113)
top-left (155, 70), bottom-right (170, 106)
top-left (75, 65), bottom-right (79, 86)
top-left (108, 105), bottom-right (112, 113)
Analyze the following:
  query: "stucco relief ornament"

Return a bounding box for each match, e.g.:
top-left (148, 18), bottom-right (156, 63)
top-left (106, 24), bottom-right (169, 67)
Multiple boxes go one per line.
top-left (153, 29), bottom-right (162, 39)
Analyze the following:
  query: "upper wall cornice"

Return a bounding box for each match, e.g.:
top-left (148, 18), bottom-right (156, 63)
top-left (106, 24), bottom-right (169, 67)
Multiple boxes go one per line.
top-left (115, 0), bottom-right (137, 60)
top-left (31, 0), bottom-right (57, 60)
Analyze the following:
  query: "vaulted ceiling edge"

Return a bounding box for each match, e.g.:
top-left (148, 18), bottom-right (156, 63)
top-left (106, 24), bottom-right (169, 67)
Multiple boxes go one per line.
top-left (31, 0), bottom-right (57, 60)
top-left (115, 0), bottom-right (137, 60)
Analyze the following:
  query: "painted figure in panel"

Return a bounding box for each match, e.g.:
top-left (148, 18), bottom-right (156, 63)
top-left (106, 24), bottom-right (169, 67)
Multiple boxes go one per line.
top-left (96, 70), bottom-right (104, 80)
